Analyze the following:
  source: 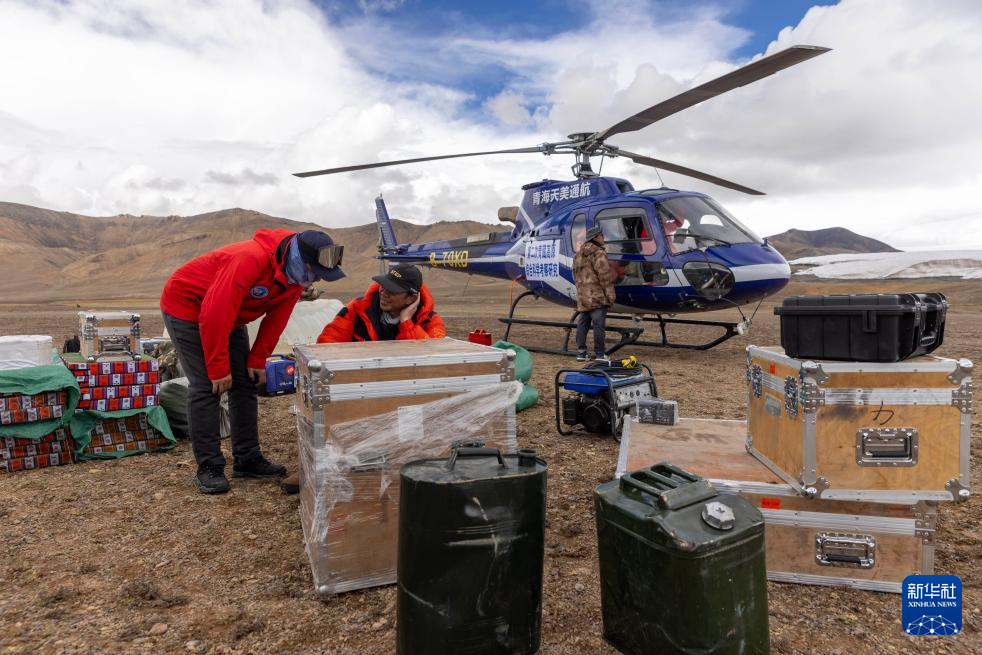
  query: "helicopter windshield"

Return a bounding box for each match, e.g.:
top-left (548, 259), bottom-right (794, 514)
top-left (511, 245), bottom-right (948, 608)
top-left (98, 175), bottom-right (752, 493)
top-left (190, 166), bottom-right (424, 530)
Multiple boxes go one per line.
top-left (657, 196), bottom-right (762, 253)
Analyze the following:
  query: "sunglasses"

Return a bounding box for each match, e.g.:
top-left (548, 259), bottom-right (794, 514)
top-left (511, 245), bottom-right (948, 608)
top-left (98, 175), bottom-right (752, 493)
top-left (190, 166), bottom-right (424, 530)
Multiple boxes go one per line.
top-left (316, 244), bottom-right (344, 269)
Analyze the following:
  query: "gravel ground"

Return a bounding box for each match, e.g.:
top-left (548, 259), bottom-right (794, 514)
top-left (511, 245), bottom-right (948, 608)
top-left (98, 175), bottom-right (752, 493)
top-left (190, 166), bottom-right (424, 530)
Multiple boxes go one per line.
top-left (0, 280), bottom-right (979, 654)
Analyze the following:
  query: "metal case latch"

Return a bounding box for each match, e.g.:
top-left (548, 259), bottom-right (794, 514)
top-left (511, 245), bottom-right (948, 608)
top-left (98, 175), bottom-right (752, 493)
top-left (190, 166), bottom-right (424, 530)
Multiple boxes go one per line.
top-left (784, 376), bottom-right (799, 417)
top-left (855, 427), bottom-right (918, 467)
top-left (747, 365), bottom-right (762, 398)
top-left (815, 533), bottom-right (876, 569)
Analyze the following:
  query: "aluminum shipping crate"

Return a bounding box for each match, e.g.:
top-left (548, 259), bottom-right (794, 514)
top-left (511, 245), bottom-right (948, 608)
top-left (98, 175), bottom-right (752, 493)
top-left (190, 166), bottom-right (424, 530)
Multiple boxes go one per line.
top-left (78, 311), bottom-right (142, 361)
top-left (618, 417), bottom-right (938, 593)
top-left (746, 345), bottom-right (972, 503)
top-left (293, 338), bottom-right (518, 595)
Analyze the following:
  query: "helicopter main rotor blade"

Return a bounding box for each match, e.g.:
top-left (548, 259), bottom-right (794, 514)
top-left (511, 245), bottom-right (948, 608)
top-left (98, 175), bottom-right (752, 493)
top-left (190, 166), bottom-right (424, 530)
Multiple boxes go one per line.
top-left (293, 146), bottom-right (546, 177)
top-left (616, 148), bottom-right (765, 196)
top-left (595, 45), bottom-right (830, 142)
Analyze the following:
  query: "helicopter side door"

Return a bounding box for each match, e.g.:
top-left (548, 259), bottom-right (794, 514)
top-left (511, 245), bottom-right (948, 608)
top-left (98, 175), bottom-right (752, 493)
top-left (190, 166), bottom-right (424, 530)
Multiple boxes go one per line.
top-left (587, 205), bottom-right (670, 289)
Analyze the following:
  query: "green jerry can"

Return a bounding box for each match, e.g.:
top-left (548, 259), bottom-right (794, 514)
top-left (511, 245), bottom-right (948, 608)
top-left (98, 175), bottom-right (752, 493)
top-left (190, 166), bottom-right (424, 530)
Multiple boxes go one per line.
top-left (397, 447), bottom-right (547, 654)
top-left (595, 463), bottom-right (770, 655)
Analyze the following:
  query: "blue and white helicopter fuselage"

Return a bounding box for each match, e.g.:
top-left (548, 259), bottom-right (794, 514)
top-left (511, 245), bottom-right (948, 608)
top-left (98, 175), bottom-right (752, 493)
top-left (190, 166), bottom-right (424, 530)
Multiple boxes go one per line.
top-left (376, 175), bottom-right (790, 317)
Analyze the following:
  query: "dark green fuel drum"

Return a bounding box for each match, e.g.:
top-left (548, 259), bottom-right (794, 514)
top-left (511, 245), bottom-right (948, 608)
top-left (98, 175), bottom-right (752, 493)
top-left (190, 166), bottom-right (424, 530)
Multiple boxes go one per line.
top-left (595, 464), bottom-right (769, 655)
top-left (397, 448), bottom-right (547, 655)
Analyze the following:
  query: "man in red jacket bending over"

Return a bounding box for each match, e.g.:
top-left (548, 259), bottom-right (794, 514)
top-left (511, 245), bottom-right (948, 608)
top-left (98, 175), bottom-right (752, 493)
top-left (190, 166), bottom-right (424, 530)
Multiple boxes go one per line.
top-left (279, 264), bottom-right (444, 495)
top-left (161, 229), bottom-right (344, 494)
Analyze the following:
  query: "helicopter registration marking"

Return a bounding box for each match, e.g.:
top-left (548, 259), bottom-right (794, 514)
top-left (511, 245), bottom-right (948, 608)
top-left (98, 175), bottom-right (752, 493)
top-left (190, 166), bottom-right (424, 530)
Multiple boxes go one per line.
top-left (524, 240), bottom-right (562, 282)
top-left (428, 250), bottom-right (469, 269)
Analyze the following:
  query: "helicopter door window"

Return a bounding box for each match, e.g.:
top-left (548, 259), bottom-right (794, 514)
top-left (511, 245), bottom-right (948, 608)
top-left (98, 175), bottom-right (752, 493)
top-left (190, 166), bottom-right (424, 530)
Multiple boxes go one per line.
top-left (570, 213), bottom-right (587, 252)
top-left (594, 207), bottom-right (656, 257)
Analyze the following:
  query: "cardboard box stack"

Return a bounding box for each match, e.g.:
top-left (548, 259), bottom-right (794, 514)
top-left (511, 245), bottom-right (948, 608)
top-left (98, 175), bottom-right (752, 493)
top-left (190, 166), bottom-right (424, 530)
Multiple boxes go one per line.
top-left (83, 413), bottom-right (171, 457)
top-left (65, 358), bottom-right (161, 412)
top-left (0, 390), bottom-right (69, 425)
top-left (1, 427), bottom-right (75, 473)
top-left (0, 336), bottom-right (79, 474)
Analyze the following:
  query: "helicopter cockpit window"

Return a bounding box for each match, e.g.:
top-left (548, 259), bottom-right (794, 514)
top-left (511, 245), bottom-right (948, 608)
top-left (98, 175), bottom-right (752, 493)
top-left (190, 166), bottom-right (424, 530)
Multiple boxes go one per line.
top-left (657, 196), bottom-right (762, 253)
top-left (570, 213), bottom-right (587, 252)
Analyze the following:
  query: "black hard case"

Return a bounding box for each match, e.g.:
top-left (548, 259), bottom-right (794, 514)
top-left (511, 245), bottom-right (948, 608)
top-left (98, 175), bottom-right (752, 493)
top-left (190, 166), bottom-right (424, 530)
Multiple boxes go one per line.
top-left (775, 293), bottom-right (947, 362)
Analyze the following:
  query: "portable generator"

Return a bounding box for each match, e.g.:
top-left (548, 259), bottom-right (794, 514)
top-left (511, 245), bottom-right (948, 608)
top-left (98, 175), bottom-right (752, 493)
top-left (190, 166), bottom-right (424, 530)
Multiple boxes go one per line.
top-left (261, 354), bottom-right (296, 396)
top-left (555, 356), bottom-right (657, 440)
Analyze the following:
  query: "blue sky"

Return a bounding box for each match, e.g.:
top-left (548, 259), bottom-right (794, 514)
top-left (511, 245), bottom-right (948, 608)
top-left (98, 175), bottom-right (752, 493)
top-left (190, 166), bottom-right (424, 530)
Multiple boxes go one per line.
top-left (317, 0), bottom-right (829, 118)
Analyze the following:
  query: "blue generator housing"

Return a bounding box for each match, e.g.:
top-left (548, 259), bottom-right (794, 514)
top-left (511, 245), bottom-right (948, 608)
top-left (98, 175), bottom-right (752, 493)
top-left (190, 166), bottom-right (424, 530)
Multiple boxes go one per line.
top-left (555, 360), bottom-right (657, 440)
top-left (262, 355), bottom-right (296, 396)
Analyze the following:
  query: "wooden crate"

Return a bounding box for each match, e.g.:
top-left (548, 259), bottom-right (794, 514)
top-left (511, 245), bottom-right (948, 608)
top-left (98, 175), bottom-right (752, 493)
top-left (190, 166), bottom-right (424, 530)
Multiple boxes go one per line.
top-left (293, 338), bottom-right (518, 595)
top-left (618, 417), bottom-right (937, 593)
top-left (746, 345), bottom-right (971, 503)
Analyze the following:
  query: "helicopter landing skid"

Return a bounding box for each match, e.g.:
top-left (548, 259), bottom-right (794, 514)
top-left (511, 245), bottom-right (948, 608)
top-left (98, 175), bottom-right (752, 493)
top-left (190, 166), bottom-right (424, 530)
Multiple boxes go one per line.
top-left (498, 291), bottom-right (743, 355)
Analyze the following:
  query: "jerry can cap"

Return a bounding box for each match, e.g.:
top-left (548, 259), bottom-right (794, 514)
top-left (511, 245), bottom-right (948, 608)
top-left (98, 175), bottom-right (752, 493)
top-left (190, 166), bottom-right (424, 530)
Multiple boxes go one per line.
top-left (701, 501), bottom-right (735, 530)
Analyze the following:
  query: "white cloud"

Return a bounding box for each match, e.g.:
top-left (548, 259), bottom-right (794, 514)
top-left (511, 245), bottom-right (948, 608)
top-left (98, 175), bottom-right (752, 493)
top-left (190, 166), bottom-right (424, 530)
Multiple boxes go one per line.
top-left (0, 0), bottom-right (980, 249)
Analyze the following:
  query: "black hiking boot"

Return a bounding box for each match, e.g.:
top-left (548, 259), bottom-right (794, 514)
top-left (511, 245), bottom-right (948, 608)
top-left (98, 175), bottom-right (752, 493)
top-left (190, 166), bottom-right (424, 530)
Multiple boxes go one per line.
top-left (232, 453), bottom-right (287, 480)
top-left (196, 464), bottom-right (230, 494)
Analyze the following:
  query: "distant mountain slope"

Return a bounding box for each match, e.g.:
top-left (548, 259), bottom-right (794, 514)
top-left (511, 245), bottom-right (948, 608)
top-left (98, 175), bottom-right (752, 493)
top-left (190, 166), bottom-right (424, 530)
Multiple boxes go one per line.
top-left (765, 227), bottom-right (899, 260)
top-left (0, 202), bottom-right (505, 302)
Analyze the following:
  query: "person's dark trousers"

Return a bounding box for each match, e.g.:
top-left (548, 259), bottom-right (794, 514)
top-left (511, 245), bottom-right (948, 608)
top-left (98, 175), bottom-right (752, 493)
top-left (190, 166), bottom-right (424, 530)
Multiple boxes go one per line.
top-left (162, 312), bottom-right (260, 468)
top-left (575, 307), bottom-right (608, 357)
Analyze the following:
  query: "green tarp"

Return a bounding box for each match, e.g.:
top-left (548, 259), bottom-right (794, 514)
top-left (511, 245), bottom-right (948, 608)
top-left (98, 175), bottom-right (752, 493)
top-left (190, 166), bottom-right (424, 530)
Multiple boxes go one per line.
top-left (0, 353), bottom-right (80, 439)
top-left (69, 406), bottom-right (177, 459)
top-left (491, 340), bottom-right (539, 412)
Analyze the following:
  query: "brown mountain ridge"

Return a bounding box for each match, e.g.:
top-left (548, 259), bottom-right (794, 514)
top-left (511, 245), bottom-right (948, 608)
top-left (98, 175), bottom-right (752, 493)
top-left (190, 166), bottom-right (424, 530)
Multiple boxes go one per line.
top-left (0, 202), bottom-right (500, 302)
top-left (764, 227), bottom-right (899, 260)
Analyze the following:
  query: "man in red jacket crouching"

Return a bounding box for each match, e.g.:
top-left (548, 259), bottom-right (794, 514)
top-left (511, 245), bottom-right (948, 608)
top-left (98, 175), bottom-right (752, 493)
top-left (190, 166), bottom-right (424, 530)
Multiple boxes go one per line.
top-left (279, 264), bottom-right (444, 495)
top-left (161, 229), bottom-right (345, 494)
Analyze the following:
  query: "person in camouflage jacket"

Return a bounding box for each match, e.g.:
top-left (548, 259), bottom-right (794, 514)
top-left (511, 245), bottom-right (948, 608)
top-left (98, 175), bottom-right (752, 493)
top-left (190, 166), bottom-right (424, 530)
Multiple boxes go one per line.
top-left (573, 226), bottom-right (616, 360)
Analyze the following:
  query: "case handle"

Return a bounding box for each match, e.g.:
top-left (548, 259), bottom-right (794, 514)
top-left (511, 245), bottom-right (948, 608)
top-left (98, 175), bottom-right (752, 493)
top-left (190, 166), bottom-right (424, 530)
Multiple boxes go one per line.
top-left (446, 446), bottom-right (505, 470)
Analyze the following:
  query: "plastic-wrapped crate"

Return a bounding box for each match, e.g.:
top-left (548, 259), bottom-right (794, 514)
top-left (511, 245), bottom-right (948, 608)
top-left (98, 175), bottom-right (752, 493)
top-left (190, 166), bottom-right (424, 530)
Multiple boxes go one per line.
top-left (294, 338), bottom-right (519, 595)
top-left (0, 390), bottom-right (69, 425)
top-left (0, 427), bottom-right (75, 473)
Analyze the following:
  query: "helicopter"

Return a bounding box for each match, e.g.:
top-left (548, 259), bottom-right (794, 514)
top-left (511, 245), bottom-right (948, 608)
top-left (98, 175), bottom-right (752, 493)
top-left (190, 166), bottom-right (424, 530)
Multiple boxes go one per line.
top-left (295, 45), bottom-right (830, 356)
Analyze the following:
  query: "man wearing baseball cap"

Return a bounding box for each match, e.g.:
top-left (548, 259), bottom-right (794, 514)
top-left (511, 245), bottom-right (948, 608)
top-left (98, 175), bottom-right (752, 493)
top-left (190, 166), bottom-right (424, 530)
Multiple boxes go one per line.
top-left (278, 263), bottom-right (445, 495)
top-left (161, 229), bottom-right (344, 494)
top-left (315, 263), bottom-right (445, 343)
